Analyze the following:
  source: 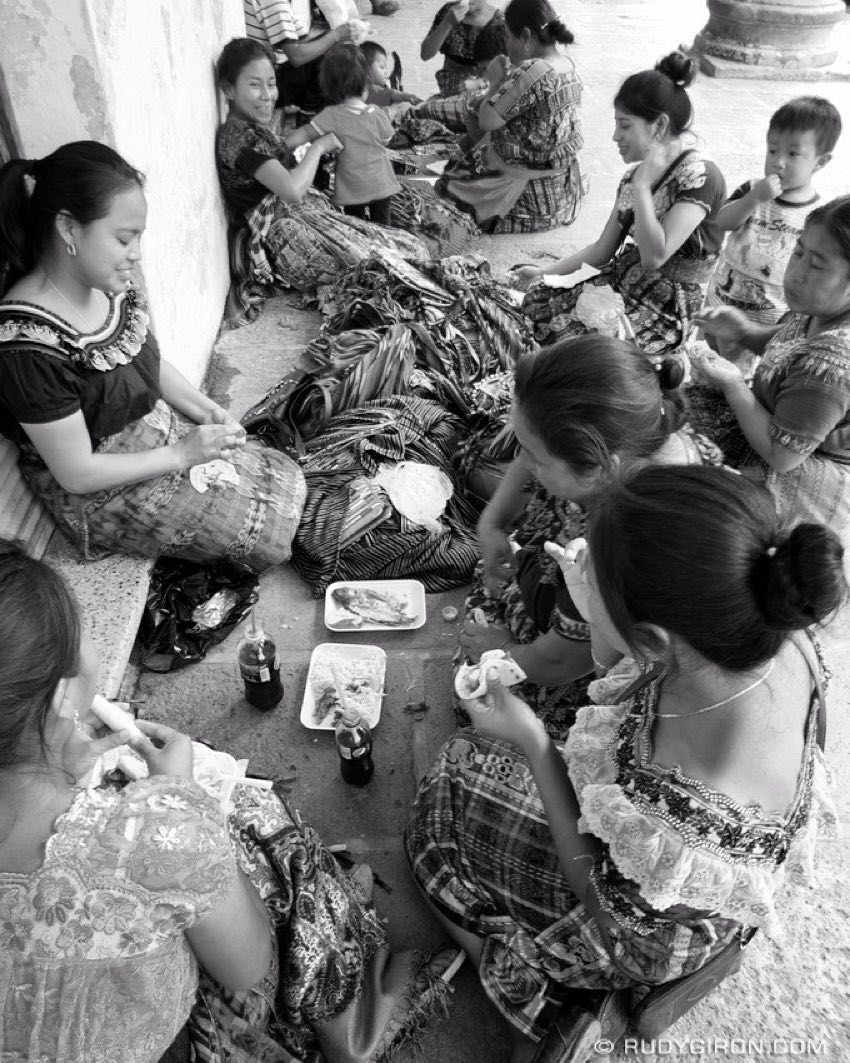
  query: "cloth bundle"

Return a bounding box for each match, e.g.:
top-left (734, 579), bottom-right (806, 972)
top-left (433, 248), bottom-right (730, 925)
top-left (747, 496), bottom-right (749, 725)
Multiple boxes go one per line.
top-left (291, 396), bottom-right (480, 593)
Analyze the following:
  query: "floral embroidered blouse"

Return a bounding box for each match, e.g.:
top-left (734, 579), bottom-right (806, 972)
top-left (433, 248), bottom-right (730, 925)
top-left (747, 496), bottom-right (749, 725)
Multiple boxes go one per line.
top-left (616, 150), bottom-right (726, 268)
top-left (0, 777), bottom-right (238, 1063)
top-left (565, 655), bottom-right (837, 945)
top-left (0, 288), bottom-right (158, 447)
top-left (752, 314), bottom-right (850, 459)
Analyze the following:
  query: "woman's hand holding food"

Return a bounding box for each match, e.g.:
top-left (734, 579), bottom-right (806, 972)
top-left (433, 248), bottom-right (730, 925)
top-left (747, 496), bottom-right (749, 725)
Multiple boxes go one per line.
top-left (692, 305), bottom-right (751, 347)
top-left (463, 670), bottom-right (547, 754)
top-left (689, 345), bottom-right (747, 390)
top-left (478, 518), bottom-right (516, 596)
top-left (204, 403), bottom-right (247, 438)
top-left (448, 0), bottom-right (471, 23)
top-left (509, 265), bottom-right (543, 289)
top-left (543, 538), bottom-right (591, 622)
top-left (128, 720), bottom-right (195, 779)
top-left (176, 423), bottom-right (245, 468)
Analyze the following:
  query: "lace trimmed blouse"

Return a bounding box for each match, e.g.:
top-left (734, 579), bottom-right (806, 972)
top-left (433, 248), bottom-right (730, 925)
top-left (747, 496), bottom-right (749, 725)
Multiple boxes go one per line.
top-left (0, 777), bottom-right (238, 1063)
top-left (565, 658), bottom-right (838, 939)
top-left (0, 288), bottom-right (159, 447)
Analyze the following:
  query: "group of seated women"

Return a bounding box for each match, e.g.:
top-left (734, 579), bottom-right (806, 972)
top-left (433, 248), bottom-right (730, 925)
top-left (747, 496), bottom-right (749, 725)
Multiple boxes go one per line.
top-left (0, 5), bottom-right (848, 1061)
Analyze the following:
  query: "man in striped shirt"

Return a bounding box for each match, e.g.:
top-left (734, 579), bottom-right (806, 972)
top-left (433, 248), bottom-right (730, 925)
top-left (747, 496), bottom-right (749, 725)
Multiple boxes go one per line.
top-left (243, 0), bottom-right (398, 117)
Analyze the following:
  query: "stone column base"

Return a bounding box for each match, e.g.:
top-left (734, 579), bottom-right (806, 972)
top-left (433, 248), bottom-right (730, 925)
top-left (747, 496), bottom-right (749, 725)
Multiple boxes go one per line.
top-left (689, 0), bottom-right (849, 81)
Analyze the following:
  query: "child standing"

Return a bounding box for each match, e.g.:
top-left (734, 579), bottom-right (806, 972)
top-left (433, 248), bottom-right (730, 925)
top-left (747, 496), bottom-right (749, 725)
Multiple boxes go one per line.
top-left (285, 42), bottom-right (401, 223)
top-left (705, 96), bottom-right (841, 333)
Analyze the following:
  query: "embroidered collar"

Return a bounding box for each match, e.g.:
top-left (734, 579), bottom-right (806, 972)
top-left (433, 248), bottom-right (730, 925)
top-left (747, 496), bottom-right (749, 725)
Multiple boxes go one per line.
top-left (0, 287), bottom-right (150, 372)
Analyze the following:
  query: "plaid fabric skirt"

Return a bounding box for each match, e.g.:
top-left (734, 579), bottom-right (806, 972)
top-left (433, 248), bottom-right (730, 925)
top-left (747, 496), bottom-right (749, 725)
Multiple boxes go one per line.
top-left (687, 385), bottom-right (850, 547)
top-left (405, 732), bottom-right (741, 1042)
top-left (181, 786), bottom-right (451, 1063)
top-left (388, 179), bottom-right (479, 256)
top-left (19, 400), bottom-right (306, 570)
top-left (523, 244), bottom-right (712, 355)
top-left (413, 95), bottom-right (468, 133)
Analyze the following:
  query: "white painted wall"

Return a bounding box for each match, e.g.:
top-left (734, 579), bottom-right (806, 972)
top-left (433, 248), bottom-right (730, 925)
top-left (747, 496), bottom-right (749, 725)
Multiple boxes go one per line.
top-left (0, 0), bottom-right (245, 385)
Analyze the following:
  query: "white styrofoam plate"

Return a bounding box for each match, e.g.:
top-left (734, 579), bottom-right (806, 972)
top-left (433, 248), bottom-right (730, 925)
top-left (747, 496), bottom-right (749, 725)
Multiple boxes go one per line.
top-left (324, 579), bottom-right (426, 632)
top-left (300, 642), bottom-right (386, 731)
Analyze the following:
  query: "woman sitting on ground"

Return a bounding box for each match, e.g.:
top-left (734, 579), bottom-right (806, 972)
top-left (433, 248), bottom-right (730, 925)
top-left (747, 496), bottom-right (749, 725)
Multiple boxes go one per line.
top-left (408, 465), bottom-right (843, 1063)
top-left (459, 334), bottom-right (720, 738)
top-left (517, 51), bottom-right (725, 355)
top-left (0, 143), bottom-right (303, 569)
top-left (691, 194), bottom-right (850, 548)
top-left (0, 540), bottom-right (452, 1063)
top-left (420, 0), bottom-right (505, 98)
top-left (215, 38), bottom-right (470, 323)
top-left (437, 0), bottom-right (583, 234)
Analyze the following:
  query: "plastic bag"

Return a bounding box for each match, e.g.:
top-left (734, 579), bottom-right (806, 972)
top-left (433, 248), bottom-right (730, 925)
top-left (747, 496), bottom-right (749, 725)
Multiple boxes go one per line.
top-left (373, 461), bottom-right (453, 533)
top-left (315, 0), bottom-right (358, 26)
top-left (140, 557), bottom-right (258, 672)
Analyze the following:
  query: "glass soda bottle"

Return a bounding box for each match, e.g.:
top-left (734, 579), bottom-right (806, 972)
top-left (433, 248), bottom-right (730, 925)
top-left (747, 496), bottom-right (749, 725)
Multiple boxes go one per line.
top-left (335, 707), bottom-right (374, 786)
top-left (237, 609), bottom-right (283, 710)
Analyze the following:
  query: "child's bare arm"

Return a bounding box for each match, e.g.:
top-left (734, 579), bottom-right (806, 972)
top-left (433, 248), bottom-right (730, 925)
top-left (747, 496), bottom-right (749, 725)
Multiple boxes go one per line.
top-left (716, 175), bottom-right (783, 231)
top-left (282, 124), bottom-right (318, 149)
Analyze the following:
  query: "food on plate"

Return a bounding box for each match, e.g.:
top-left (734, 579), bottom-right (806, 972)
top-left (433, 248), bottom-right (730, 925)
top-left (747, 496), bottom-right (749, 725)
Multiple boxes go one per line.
top-left (330, 586), bottom-right (414, 628)
top-left (455, 649), bottom-right (527, 704)
top-left (310, 649), bottom-right (383, 727)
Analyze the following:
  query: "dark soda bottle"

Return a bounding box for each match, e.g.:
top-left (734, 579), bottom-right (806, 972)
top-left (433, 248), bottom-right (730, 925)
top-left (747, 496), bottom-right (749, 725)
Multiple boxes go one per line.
top-left (335, 706), bottom-right (374, 786)
top-left (237, 609), bottom-right (283, 710)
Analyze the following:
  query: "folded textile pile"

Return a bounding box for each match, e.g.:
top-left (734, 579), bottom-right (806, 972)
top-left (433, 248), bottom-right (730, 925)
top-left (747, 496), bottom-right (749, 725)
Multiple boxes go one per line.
top-left (291, 396), bottom-right (480, 593)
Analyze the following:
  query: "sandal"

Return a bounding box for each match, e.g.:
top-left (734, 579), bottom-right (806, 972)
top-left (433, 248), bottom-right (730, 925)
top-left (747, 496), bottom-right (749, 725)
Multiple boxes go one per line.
top-left (531, 990), bottom-right (630, 1063)
top-left (372, 0), bottom-right (400, 13)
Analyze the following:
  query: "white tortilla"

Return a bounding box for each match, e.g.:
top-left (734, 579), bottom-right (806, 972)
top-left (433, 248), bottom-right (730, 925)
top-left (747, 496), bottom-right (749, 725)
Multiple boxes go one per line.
top-left (455, 649), bottom-right (526, 702)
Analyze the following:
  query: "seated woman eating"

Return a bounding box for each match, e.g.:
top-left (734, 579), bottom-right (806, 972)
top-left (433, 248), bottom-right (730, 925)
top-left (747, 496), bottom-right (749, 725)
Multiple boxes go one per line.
top-left (517, 51), bottom-right (725, 356)
top-left (691, 194), bottom-right (850, 548)
top-left (0, 539), bottom-right (453, 1063)
top-left (420, 0), bottom-right (505, 98)
top-left (460, 334), bottom-right (720, 738)
top-left (0, 143), bottom-right (303, 569)
top-left (408, 464), bottom-right (843, 1063)
top-left (437, 0), bottom-right (583, 234)
top-left (215, 38), bottom-right (452, 323)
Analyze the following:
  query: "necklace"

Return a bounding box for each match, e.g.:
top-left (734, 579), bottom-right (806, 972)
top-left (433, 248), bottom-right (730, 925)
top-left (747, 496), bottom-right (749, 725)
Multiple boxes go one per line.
top-left (653, 659), bottom-right (775, 719)
top-left (39, 268), bottom-right (99, 334)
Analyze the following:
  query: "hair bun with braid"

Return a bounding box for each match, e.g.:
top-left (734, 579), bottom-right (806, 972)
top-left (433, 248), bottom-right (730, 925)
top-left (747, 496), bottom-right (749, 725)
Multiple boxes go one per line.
top-left (656, 356), bottom-right (685, 391)
top-left (755, 524), bottom-right (845, 629)
top-left (655, 50), bottom-right (696, 89)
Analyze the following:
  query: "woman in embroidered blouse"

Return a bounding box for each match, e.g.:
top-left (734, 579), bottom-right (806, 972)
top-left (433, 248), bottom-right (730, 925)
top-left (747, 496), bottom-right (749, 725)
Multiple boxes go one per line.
top-left (458, 335), bottom-right (720, 739)
top-left (691, 195), bottom-right (850, 548)
top-left (420, 0), bottom-right (504, 98)
top-left (517, 51), bottom-right (725, 356)
top-left (407, 465), bottom-right (844, 1063)
top-left (436, 0), bottom-right (583, 234)
top-left (0, 142), bottom-right (305, 569)
top-left (0, 541), bottom-right (455, 1063)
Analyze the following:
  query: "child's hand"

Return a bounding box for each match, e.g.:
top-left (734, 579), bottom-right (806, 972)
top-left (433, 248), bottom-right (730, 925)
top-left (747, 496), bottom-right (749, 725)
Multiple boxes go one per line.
top-left (333, 22), bottom-right (356, 42)
top-left (316, 132), bottom-right (343, 156)
top-left (448, 0), bottom-right (471, 22)
top-left (755, 174), bottom-right (783, 202)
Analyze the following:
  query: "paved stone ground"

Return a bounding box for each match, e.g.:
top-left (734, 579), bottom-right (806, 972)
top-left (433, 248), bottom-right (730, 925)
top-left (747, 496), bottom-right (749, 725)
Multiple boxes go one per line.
top-left (131, 3), bottom-right (850, 1060)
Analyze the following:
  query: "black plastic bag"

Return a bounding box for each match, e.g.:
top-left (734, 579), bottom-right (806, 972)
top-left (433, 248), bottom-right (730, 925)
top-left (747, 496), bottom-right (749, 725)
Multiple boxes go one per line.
top-left (140, 558), bottom-right (259, 672)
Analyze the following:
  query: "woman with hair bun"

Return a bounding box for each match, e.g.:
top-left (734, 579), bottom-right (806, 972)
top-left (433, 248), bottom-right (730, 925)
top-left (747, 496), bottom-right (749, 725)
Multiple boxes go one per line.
top-left (458, 334), bottom-right (721, 737)
top-left (0, 142), bottom-right (305, 568)
top-left (436, 0), bottom-right (584, 233)
top-left (408, 464), bottom-right (844, 1062)
top-left (518, 51), bottom-right (726, 356)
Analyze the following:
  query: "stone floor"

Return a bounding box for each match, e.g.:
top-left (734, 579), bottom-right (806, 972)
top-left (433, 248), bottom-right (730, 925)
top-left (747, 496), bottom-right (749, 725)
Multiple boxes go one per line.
top-left (129, 2), bottom-right (850, 1060)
